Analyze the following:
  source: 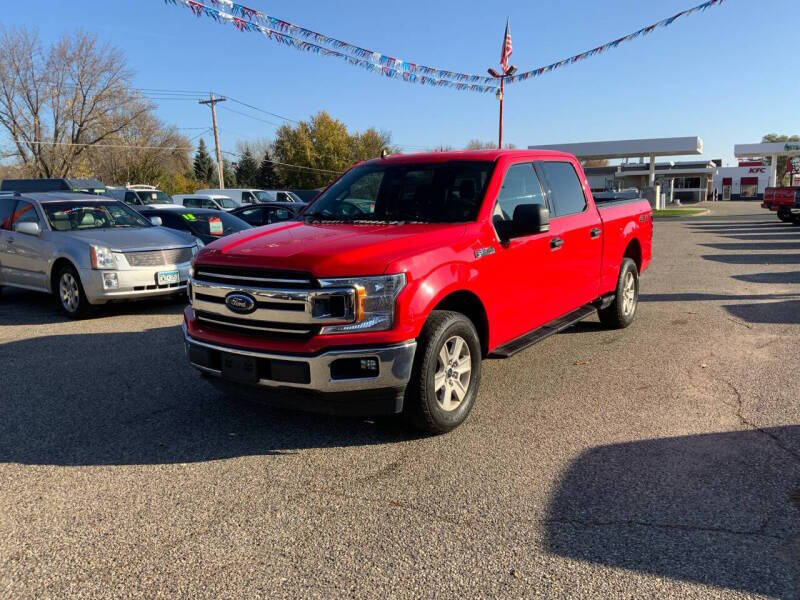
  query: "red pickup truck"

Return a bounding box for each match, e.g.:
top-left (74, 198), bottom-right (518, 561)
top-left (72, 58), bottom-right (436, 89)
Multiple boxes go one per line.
top-left (184, 150), bottom-right (652, 432)
top-left (762, 187), bottom-right (800, 223)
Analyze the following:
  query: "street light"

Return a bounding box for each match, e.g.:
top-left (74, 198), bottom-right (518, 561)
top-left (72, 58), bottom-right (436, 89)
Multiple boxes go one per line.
top-left (487, 64), bottom-right (516, 149)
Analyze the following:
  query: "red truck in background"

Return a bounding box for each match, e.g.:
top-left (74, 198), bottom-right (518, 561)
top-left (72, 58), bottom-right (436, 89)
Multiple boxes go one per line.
top-left (184, 149), bottom-right (652, 433)
top-left (762, 187), bottom-right (800, 223)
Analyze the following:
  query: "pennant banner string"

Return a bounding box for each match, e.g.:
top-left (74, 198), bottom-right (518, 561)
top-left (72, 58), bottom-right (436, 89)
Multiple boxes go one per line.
top-left (506, 0), bottom-right (724, 84)
top-left (163, 0), bottom-right (725, 94)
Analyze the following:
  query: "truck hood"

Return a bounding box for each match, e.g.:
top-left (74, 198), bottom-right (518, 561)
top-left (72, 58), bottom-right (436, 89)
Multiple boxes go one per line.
top-left (58, 227), bottom-right (195, 251)
top-left (198, 221), bottom-right (467, 276)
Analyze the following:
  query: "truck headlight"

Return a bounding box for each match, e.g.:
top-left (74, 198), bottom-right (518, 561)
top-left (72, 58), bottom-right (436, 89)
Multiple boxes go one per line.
top-left (318, 273), bottom-right (406, 334)
top-left (192, 240), bottom-right (203, 256)
top-left (90, 245), bottom-right (117, 270)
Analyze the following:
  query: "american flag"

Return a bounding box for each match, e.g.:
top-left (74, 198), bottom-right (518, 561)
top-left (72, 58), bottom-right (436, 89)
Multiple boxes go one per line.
top-left (500, 19), bottom-right (512, 72)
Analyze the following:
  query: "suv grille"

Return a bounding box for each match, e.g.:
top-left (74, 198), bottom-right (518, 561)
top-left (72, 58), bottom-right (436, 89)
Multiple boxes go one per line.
top-left (192, 265), bottom-right (313, 289)
top-left (126, 247), bottom-right (192, 267)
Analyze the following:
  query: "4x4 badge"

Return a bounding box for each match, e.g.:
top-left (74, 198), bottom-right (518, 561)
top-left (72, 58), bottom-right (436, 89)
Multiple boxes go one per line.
top-left (474, 246), bottom-right (495, 259)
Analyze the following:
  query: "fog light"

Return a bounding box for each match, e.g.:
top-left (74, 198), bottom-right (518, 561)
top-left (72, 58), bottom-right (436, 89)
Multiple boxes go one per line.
top-left (102, 272), bottom-right (119, 289)
top-left (360, 358), bottom-right (378, 371)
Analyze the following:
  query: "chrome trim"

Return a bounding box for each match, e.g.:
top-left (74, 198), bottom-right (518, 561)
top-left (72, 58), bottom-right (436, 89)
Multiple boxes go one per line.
top-left (196, 314), bottom-right (313, 335)
top-left (194, 271), bottom-right (313, 286)
top-left (183, 324), bottom-right (417, 392)
top-left (190, 279), bottom-right (356, 326)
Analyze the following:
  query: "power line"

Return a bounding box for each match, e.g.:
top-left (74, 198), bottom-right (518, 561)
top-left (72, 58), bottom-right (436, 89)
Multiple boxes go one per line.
top-left (222, 95), bottom-right (300, 124)
top-left (217, 105), bottom-right (283, 128)
top-left (221, 149), bottom-right (342, 175)
top-left (6, 139), bottom-right (192, 151)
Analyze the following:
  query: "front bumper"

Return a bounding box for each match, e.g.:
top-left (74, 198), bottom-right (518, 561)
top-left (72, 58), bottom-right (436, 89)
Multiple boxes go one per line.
top-left (80, 264), bottom-right (191, 304)
top-left (184, 325), bottom-right (417, 415)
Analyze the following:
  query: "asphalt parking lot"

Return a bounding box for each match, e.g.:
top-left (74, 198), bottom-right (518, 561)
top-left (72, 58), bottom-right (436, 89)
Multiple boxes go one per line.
top-left (1, 201), bottom-right (798, 599)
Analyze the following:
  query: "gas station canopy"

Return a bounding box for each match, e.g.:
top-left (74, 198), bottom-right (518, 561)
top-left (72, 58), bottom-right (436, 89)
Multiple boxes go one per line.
top-left (529, 137), bottom-right (703, 160)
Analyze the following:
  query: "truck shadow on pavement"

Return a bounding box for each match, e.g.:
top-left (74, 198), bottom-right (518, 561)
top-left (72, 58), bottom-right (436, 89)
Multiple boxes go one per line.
top-left (546, 428), bottom-right (800, 597)
top-left (0, 326), bottom-right (416, 466)
top-left (0, 288), bottom-right (186, 326)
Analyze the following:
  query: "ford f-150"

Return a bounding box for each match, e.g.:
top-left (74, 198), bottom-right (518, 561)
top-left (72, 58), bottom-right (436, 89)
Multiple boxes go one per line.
top-left (184, 149), bottom-right (652, 433)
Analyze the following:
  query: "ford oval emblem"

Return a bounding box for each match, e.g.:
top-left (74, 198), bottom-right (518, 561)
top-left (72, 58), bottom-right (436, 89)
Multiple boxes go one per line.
top-left (225, 292), bottom-right (256, 315)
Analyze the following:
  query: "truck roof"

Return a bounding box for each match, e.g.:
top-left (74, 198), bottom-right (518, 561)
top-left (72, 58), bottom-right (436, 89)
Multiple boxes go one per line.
top-left (363, 148), bottom-right (575, 166)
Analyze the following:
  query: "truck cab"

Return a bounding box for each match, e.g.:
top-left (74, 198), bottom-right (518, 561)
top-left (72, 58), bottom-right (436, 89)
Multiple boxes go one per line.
top-left (184, 150), bottom-right (652, 433)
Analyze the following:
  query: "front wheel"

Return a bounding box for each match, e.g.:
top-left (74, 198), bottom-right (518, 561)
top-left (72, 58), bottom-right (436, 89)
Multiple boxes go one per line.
top-left (598, 258), bottom-right (639, 329)
top-left (404, 310), bottom-right (482, 434)
top-left (56, 265), bottom-right (91, 319)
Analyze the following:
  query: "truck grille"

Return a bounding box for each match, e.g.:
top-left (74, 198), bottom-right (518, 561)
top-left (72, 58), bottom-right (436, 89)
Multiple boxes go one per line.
top-left (125, 247), bottom-right (193, 267)
top-left (195, 310), bottom-right (317, 338)
top-left (192, 265), bottom-right (313, 289)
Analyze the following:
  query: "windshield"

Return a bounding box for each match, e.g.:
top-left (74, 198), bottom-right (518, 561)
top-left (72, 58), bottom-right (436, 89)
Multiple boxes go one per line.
top-left (43, 201), bottom-right (151, 231)
top-left (136, 190), bottom-right (172, 205)
top-left (180, 211), bottom-right (251, 237)
top-left (306, 161), bottom-right (494, 223)
top-left (217, 196), bottom-right (237, 209)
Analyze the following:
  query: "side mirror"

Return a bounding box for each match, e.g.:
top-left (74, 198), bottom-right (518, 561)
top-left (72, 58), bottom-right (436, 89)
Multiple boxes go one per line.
top-left (14, 221), bottom-right (40, 236)
top-left (150, 216), bottom-right (163, 226)
top-left (511, 204), bottom-right (550, 238)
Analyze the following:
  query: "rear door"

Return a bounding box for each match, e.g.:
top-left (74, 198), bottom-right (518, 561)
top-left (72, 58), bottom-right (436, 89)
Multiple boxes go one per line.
top-left (0, 197), bottom-right (16, 284)
top-left (536, 160), bottom-right (602, 310)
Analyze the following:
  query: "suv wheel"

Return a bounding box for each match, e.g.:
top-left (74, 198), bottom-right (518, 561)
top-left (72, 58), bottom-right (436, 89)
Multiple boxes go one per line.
top-left (598, 258), bottom-right (639, 329)
top-left (57, 265), bottom-right (90, 318)
top-left (404, 310), bottom-right (482, 434)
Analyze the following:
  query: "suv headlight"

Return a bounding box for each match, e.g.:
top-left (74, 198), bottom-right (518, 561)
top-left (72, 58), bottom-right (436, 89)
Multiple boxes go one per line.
top-left (318, 273), bottom-right (406, 334)
top-left (90, 245), bottom-right (117, 270)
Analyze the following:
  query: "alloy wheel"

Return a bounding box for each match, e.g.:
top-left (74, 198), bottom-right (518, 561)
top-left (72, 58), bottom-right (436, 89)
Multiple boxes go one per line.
top-left (60, 272), bottom-right (80, 313)
top-left (621, 271), bottom-right (636, 316)
top-left (434, 335), bottom-right (472, 412)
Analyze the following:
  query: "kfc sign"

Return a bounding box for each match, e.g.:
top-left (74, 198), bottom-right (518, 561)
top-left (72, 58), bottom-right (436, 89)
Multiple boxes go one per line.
top-left (787, 156), bottom-right (800, 174)
top-left (748, 167), bottom-right (765, 173)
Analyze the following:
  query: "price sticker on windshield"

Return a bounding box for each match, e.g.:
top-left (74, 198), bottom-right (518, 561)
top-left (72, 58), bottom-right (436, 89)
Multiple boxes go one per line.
top-left (208, 216), bottom-right (223, 236)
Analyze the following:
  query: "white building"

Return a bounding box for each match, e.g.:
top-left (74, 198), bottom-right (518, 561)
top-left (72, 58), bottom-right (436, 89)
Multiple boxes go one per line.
top-left (712, 163), bottom-right (771, 201)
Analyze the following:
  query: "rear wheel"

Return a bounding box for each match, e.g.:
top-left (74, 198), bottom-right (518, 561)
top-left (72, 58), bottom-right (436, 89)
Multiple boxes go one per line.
top-left (56, 265), bottom-right (90, 319)
top-left (598, 258), bottom-right (639, 329)
top-left (777, 208), bottom-right (792, 222)
top-left (404, 310), bottom-right (482, 434)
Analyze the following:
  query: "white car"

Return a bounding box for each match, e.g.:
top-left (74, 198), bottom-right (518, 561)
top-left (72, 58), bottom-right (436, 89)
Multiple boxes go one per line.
top-left (172, 194), bottom-right (240, 212)
top-left (196, 188), bottom-right (304, 205)
top-left (107, 185), bottom-right (175, 208)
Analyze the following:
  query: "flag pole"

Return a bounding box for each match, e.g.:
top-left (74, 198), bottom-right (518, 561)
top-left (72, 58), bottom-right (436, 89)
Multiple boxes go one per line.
top-left (498, 77), bottom-right (504, 149)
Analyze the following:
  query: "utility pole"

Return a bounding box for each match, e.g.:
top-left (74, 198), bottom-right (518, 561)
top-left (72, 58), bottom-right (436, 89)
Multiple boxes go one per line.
top-left (199, 93), bottom-right (226, 189)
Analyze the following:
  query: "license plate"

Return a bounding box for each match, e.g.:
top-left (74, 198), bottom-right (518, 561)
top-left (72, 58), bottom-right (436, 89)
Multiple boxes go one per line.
top-left (221, 353), bottom-right (259, 384)
top-left (157, 270), bottom-right (179, 285)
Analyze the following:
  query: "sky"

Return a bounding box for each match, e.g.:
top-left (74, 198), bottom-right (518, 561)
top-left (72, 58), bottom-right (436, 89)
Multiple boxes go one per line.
top-left (4, 0), bottom-right (800, 167)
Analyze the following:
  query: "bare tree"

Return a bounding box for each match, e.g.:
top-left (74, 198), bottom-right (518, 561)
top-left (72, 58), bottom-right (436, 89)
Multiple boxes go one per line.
top-left (0, 27), bottom-right (149, 178)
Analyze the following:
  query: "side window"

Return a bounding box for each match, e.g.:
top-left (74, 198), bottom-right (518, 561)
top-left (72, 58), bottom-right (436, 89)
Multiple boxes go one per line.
top-left (238, 208), bottom-right (262, 225)
top-left (493, 163), bottom-right (546, 223)
top-left (0, 198), bottom-right (15, 230)
top-left (12, 201), bottom-right (40, 227)
top-left (242, 192), bottom-right (255, 204)
top-left (203, 200), bottom-right (216, 209)
top-left (537, 161), bottom-right (587, 217)
top-left (276, 192), bottom-right (290, 202)
top-left (184, 198), bottom-right (200, 208)
top-left (125, 191), bottom-right (140, 205)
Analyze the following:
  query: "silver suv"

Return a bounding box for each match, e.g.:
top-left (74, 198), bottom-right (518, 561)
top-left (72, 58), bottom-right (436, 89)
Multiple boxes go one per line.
top-left (0, 192), bottom-right (199, 317)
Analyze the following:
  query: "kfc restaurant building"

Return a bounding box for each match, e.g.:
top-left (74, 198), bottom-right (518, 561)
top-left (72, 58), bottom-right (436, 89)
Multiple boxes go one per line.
top-left (712, 162), bottom-right (771, 201)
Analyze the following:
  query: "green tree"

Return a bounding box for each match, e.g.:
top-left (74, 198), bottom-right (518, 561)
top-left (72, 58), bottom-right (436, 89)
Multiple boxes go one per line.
top-left (256, 150), bottom-right (282, 189)
top-left (221, 158), bottom-right (236, 187)
top-left (193, 139), bottom-right (215, 184)
top-left (761, 134), bottom-right (800, 185)
top-left (234, 146), bottom-right (258, 187)
top-left (272, 111), bottom-right (392, 188)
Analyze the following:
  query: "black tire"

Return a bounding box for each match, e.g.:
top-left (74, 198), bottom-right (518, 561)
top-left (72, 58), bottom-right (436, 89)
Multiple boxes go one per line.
top-left (792, 215), bottom-right (800, 226)
top-left (777, 208), bottom-right (792, 222)
top-left (55, 264), bottom-right (91, 319)
top-left (598, 258), bottom-right (639, 329)
top-left (403, 310), bottom-right (482, 434)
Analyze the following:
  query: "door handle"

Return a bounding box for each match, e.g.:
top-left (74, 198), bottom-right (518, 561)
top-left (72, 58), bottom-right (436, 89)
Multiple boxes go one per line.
top-left (590, 227), bottom-right (602, 238)
top-left (550, 237), bottom-right (563, 250)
